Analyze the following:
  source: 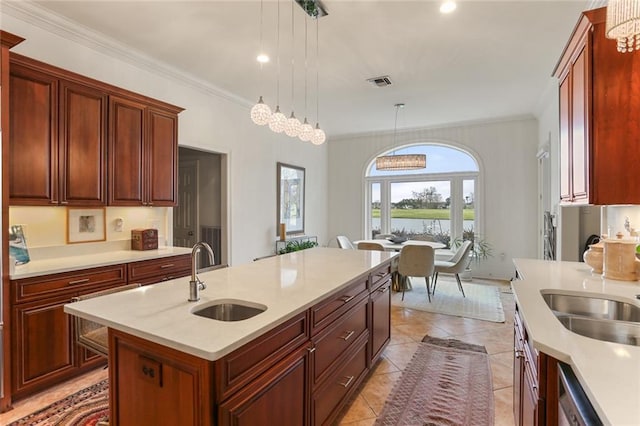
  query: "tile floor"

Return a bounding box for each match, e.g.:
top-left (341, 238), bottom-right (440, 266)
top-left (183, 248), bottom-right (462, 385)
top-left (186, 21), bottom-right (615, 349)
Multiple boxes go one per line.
top-left (0, 281), bottom-right (515, 426)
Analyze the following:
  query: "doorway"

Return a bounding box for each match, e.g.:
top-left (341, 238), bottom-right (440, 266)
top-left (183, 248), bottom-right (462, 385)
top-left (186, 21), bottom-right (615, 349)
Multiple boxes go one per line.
top-left (173, 147), bottom-right (227, 266)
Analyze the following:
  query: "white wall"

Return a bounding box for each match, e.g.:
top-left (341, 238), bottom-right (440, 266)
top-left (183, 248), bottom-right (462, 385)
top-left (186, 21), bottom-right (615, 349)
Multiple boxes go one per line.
top-left (328, 116), bottom-right (540, 280)
top-left (3, 9), bottom-right (328, 266)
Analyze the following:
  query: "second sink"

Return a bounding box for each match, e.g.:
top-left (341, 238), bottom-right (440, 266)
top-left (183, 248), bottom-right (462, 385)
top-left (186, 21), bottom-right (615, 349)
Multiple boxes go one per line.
top-left (556, 315), bottom-right (640, 346)
top-left (193, 301), bottom-right (267, 322)
top-left (542, 293), bottom-right (640, 323)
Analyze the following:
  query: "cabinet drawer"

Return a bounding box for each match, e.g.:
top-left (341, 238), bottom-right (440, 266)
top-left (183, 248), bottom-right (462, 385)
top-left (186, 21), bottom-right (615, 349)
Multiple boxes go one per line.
top-left (369, 262), bottom-right (391, 289)
top-left (12, 264), bottom-right (126, 303)
top-left (311, 278), bottom-right (368, 334)
top-left (216, 311), bottom-right (309, 401)
top-left (127, 254), bottom-right (191, 285)
top-left (312, 297), bottom-right (368, 387)
top-left (312, 333), bottom-right (368, 426)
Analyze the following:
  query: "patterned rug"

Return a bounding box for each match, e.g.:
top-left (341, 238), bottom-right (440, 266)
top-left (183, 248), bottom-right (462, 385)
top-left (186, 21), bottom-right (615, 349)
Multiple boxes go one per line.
top-left (391, 278), bottom-right (506, 323)
top-left (375, 336), bottom-right (494, 426)
top-left (9, 380), bottom-right (109, 426)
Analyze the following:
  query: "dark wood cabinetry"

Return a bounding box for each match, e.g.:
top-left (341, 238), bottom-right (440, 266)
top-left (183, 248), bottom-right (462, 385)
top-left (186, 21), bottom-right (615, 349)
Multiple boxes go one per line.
top-left (555, 7), bottom-right (640, 205)
top-left (8, 53), bottom-right (182, 207)
top-left (127, 254), bottom-right (191, 285)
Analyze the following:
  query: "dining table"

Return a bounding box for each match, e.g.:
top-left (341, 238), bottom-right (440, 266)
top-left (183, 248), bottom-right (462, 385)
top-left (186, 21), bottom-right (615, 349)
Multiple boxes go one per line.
top-left (354, 239), bottom-right (446, 252)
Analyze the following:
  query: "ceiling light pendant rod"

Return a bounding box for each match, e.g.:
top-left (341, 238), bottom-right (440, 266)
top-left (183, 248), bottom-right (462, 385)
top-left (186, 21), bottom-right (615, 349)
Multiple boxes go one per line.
top-left (250, 0), bottom-right (272, 125)
top-left (299, 15), bottom-right (314, 141)
top-left (285, 0), bottom-right (301, 137)
top-left (311, 14), bottom-right (326, 145)
top-left (269, 0), bottom-right (287, 133)
top-left (375, 103), bottom-right (426, 171)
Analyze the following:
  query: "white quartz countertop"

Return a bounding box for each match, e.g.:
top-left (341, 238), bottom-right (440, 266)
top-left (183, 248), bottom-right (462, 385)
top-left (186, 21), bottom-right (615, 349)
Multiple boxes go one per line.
top-left (512, 258), bottom-right (640, 426)
top-left (11, 246), bottom-right (193, 280)
top-left (64, 247), bottom-right (395, 361)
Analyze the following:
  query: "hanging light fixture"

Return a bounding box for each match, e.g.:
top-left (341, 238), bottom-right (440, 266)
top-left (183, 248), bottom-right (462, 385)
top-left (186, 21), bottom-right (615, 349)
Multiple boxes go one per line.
top-left (250, 0), bottom-right (272, 125)
top-left (606, 0), bottom-right (640, 53)
top-left (375, 104), bottom-right (427, 171)
top-left (299, 14), bottom-right (314, 141)
top-left (311, 14), bottom-right (326, 145)
top-left (269, 0), bottom-right (288, 133)
top-left (284, 0), bottom-right (302, 137)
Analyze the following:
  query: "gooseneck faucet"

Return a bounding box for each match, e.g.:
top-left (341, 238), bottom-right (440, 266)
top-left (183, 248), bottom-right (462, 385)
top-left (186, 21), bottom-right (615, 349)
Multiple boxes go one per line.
top-left (188, 241), bottom-right (215, 302)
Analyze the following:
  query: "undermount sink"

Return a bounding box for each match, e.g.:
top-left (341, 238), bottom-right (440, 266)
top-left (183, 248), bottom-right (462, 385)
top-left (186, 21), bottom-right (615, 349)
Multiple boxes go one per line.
top-left (542, 293), bottom-right (640, 323)
top-left (192, 300), bottom-right (267, 321)
top-left (556, 315), bottom-right (640, 347)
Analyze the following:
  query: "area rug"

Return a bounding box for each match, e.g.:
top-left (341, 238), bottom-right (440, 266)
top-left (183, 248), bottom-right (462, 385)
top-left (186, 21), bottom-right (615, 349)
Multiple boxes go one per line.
top-left (391, 278), bottom-right (505, 323)
top-left (375, 335), bottom-right (494, 426)
top-left (9, 380), bottom-right (109, 426)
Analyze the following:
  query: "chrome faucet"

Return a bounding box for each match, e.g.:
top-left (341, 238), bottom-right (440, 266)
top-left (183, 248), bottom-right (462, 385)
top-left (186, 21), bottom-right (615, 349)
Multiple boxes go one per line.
top-left (188, 241), bottom-right (215, 302)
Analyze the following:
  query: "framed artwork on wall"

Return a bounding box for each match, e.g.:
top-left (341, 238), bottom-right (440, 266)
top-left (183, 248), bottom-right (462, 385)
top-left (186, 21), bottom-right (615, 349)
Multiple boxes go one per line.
top-left (277, 162), bottom-right (305, 237)
top-left (67, 207), bottom-right (106, 244)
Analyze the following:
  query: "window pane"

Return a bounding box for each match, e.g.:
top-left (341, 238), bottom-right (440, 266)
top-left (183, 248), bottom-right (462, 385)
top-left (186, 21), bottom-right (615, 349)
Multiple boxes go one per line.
top-left (463, 179), bottom-right (475, 238)
top-left (370, 183), bottom-right (381, 238)
top-left (390, 181), bottom-right (451, 247)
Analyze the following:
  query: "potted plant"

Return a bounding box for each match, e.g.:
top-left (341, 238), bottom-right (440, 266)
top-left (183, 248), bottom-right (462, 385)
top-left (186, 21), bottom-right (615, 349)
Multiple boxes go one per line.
top-left (452, 230), bottom-right (493, 281)
top-left (278, 239), bottom-right (319, 255)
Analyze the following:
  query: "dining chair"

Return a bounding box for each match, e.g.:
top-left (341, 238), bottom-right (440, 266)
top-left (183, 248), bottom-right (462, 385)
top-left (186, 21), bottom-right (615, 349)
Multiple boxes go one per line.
top-left (432, 240), bottom-right (473, 297)
top-left (397, 245), bottom-right (435, 301)
top-left (336, 235), bottom-right (355, 249)
top-left (357, 241), bottom-right (385, 251)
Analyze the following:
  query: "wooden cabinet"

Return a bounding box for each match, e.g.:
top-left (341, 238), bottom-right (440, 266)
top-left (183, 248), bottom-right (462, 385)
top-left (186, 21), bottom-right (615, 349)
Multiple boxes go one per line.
top-left (555, 7), bottom-right (640, 205)
top-left (127, 254), bottom-right (191, 286)
top-left (370, 277), bottom-right (391, 364)
top-left (8, 53), bottom-right (182, 207)
top-left (10, 264), bottom-right (126, 399)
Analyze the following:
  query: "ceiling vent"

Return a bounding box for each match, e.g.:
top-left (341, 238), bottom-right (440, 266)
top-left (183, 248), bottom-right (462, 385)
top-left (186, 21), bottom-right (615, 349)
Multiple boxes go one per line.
top-left (366, 76), bottom-right (392, 87)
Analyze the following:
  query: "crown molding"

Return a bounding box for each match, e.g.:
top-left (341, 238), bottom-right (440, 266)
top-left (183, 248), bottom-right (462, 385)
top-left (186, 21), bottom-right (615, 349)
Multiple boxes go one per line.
top-left (3, 1), bottom-right (252, 108)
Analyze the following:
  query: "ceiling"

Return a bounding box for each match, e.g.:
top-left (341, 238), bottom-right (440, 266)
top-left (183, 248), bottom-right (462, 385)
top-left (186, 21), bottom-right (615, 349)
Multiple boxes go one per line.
top-left (24, 0), bottom-right (598, 138)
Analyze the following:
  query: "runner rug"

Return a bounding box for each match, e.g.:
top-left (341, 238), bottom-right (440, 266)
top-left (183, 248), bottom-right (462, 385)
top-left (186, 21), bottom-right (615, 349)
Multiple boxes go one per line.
top-left (9, 380), bottom-right (109, 426)
top-left (375, 335), bottom-right (494, 426)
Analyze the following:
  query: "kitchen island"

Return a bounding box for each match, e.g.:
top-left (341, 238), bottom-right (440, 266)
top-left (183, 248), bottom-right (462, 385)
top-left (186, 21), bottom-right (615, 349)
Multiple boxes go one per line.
top-left (64, 247), bottom-right (395, 425)
top-left (512, 258), bottom-right (640, 426)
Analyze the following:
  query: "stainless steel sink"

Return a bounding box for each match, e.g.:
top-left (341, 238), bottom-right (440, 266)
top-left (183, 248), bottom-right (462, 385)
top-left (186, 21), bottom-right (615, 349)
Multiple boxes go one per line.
top-left (193, 301), bottom-right (267, 321)
top-left (542, 293), bottom-right (640, 322)
top-left (556, 315), bottom-right (640, 346)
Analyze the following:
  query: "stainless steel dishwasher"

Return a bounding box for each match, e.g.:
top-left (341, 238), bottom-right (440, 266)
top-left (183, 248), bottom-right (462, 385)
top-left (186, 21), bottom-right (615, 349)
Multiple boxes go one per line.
top-left (558, 362), bottom-right (602, 426)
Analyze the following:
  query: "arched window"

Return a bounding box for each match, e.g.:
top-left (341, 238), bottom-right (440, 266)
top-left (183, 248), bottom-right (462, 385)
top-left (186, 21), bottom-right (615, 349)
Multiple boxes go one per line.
top-left (365, 144), bottom-right (480, 248)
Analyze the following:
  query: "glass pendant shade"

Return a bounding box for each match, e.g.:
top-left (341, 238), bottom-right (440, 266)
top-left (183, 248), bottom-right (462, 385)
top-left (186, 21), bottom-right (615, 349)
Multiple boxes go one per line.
top-left (269, 106), bottom-right (287, 133)
top-left (375, 154), bottom-right (427, 171)
top-left (284, 112), bottom-right (301, 137)
top-left (250, 96), bottom-right (272, 125)
top-left (299, 118), bottom-right (314, 141)
top-left (311, 123), bottom-right (326, 145)
top-left (606, 0), bottom-right (640, 52)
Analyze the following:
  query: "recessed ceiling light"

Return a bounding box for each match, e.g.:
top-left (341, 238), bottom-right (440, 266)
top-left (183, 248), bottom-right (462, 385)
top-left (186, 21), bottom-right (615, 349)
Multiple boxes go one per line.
top-left (257, 53), bottom-right (270, 63)
top-left (440, 1), bottom-right (456, 14)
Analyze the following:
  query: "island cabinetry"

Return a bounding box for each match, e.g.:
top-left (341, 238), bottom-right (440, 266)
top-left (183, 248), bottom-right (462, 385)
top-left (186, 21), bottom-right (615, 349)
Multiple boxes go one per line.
top-left (127, 254), bottom-right (191, 286)
top-left (108, 96), bottom-right (179, 207)
top-left (10, 264), bottom-right (126, 399)
top-left (555, 7), bottom-right (640, 204)
top-left (513, 305), bottom-right (558, 426)
top-left (369, 275), bottom-right (391, 364)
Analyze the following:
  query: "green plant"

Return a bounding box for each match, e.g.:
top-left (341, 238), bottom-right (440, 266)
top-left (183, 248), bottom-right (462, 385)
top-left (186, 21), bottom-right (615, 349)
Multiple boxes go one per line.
top-left (452, 230), bottom-right (493, 267)
top-left (278, 239), bottom-right (319, 255)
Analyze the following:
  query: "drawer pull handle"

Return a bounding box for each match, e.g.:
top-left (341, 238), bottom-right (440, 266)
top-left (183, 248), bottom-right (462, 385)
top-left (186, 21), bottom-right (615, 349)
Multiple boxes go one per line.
top-left (340, 330), bottom-right (355, 341)
top-left (340, 295), bottom-right (355, 304)
top-left (376, 272), bottom-right (386, 277)
top-left (160, 264), bottom-right (175, 269)
top-left (68, 278), bottom-right (90, 285)
top-left (514, 349), bottom-right (524, 359)
top-left (378, 286), bottom-right (389, 293)
top-left (338, 375), bottom-right (354, 388)
top-left (307, 347), bottom-right (316, 353)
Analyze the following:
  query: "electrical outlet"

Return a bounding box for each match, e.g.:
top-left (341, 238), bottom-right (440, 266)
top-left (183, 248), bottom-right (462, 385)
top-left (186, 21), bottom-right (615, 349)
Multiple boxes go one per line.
top-left (114, 218), bottom-right (124, 232)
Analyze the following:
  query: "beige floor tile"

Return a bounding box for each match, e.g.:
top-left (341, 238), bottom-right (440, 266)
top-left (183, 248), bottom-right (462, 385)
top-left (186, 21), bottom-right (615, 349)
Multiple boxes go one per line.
top-left (490, 350), bottom-right (515, 390)
top-left (369, 355), bottom-right (400, 375)
top-left (360, 371), bottom-right (403, 415)
top-left (339, 394), bottom-right (376, 424)
top-left (379, 341), bottom-right (420, 371)
top-left (494, 387), bottom-right (516, 426)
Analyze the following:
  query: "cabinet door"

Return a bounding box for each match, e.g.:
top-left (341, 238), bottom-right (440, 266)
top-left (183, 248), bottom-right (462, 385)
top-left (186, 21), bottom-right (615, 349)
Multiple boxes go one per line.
top-left (570, 47), bottom-right (588, 202)
top-left (219, 344), bottom-right (309, 426)
top-left (370, 279), bottom-right (391, 364)
top-left (147, 107), bottom-right (178, 206)
top-left (11, 296), bottom-right (75, 398)
top-left (109, 95), bottom-right (145, 206)
top-left (559, 74), bottom-right (571, 202)
top-left (513, 326), bottom-right (525, 425)
top-left (521, 363), bottom-right (539, 426)
top-left (9, 64), bottom-right (58, 205)
top-left (59, 80), bottom-right (107, 205)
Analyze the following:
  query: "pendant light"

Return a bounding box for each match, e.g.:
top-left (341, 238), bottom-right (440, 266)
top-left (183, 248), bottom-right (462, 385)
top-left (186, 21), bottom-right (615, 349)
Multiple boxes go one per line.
top-left (299, 15), bottom-right (314, 141)
top-left (269, 0), bottom-right (288, 133)
top-left (311, 15), bottom-right (326, 145)
top-left (606, 0), bottom-right (640, 53)
top-left (250, 0), bottom-right (272, 125)
top-left (284, 0), bottom-right (302, 137)
top-left (375, 104), bottom-right (426, 171)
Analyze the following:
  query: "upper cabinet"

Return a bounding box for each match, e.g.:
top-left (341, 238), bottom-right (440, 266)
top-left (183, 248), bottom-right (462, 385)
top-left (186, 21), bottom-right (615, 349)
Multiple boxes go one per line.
top-left (9, 54), bottom-right (183, 207)
top-left (554, 7), bottom-right (640, 205)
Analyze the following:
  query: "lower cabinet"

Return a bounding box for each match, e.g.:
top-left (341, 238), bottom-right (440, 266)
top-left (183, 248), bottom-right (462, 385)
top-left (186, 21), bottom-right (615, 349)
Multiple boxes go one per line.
top-left (370, 278), bottom-right (391, 364)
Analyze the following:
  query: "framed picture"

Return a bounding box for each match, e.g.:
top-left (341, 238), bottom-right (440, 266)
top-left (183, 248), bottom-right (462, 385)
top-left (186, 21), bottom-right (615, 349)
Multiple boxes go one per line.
top-left (277, 162), bottom-right (305, 236)
top-left (67, 207), bottom-right (106, 244)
